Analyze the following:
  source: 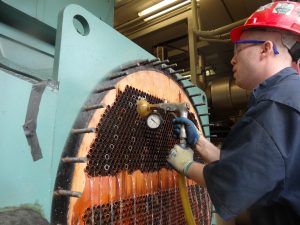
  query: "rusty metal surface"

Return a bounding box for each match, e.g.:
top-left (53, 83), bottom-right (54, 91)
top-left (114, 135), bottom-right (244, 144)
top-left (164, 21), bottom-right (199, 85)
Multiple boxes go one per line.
top-left (76, 84), bottom-right (211, 225)
top-left (86, 86), bottom-right (201, 177)
top-left (52, 64), bottom-right (211, 225)
top-left (83, 185), bottom-right (210, 225)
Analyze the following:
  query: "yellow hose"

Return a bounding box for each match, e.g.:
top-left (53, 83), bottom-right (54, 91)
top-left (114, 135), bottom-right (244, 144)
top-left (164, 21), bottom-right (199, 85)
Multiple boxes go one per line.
top-left (178, 173), bottom-right (197, 225)
top-left (136, 99), bottom-right (197, 224)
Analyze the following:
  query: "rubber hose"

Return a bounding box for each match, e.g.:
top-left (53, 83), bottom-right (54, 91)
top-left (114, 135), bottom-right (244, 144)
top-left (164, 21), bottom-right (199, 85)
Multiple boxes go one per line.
top-left (178, 173), bottom-right (197, 225)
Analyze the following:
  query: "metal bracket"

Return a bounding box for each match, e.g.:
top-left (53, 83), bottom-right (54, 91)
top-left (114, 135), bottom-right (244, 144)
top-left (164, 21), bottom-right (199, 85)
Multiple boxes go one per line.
top-left (23, 80), bottom-right (48, 161)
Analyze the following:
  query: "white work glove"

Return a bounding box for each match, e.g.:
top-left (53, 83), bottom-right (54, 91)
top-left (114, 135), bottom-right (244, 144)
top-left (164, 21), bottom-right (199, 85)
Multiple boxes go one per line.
top-left (167, 144), bottom-right (194, 176)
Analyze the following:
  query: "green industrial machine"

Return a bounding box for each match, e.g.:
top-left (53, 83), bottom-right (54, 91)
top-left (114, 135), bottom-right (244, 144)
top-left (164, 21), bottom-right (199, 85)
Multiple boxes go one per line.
top-left (0, 1), bottom-right (210, 224)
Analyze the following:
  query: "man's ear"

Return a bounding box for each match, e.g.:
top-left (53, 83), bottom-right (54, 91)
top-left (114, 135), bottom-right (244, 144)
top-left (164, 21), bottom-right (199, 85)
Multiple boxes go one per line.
top-left (261, 41), bottom-right (273, 55)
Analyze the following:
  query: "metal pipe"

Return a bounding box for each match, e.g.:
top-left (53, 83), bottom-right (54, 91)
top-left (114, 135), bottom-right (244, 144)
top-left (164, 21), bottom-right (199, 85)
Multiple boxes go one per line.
top-left (196, 18), bottom-right (247, 38)
top-left (71, 128), bottom-right (96, 134)
top-left (170, 69), bottom-right (185, 75)
top-left (192, 0), bottom-right (199, 31)
top-left (188, 11), bottom-right (199, 87)
top-left (62, 157), bottom-right (87, 163)
top-left (152, 59), bottom-right (169, 66)
top-left (121, 63), bottom-right (140, 71)
top-left (161, 63), bottom-right (177, 70)
top-left (82, 103), bottom-right (104, 111)
top-left (108, 71), bottom-right (128, 80)
top-left (199, 37), bottom-right (231, 43)
top-left (140, 58), bottom-right (160, 65)
top-left (94, 86), bottom-right (115, 93)
top-left (54, 190), bottom-right (82, 198)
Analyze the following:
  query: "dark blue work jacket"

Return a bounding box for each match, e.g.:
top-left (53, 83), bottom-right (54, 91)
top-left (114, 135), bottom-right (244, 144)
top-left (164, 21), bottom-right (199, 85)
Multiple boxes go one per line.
top-left (204, 67), bottom-right (300, 224)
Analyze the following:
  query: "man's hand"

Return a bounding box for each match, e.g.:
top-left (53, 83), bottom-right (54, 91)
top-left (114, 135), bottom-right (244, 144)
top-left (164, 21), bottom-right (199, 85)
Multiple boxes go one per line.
top-left (172, 117), bottom-right (199, 147)
top-left (167, 144), bottom-right (194, 176)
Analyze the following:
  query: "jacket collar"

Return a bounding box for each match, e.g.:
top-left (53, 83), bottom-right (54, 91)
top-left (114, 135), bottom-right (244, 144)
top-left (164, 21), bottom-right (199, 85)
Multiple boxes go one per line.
top-left (248, 67), bottom-right (298, 107)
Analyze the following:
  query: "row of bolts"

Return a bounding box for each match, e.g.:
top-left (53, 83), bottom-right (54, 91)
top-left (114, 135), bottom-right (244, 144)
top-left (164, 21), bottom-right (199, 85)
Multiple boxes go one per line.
top-left (54, 59), bottom-right (214, 223)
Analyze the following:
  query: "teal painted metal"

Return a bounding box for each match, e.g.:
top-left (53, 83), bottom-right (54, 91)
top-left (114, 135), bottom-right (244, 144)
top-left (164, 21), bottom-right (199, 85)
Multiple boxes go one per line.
top-left (51, 5), bottom-right (155, 195)
top-left (0, 70), bottom-right (58, 220)
top-left (0, 4), bottom-right (152, 222)
top-left (2, 0), bottom-right (114, 27)
top-left (1, 23), bottom-right (55, 56)
top-left (173, 73), bottom-right (210, 137)
top-left (0, 4), bottom-right (210, 224)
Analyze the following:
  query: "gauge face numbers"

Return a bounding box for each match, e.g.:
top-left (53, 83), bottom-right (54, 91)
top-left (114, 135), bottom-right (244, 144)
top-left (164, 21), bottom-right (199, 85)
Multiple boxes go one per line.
top-left (146, 113), bottom-right (162, 129)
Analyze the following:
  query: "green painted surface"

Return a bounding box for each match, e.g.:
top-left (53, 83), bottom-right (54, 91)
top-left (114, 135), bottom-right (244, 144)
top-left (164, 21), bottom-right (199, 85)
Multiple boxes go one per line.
top-left (1, 23), bottom-right (55, 56)
top-left (51, 4), bottom-right (155, 189)
top-left (3, 0), bottom-right (114, 27)
top-left (0, 4), bottom-right (153, 222)
top-left (0, 70), bottom-right (58, 221)
top-left (0, 3), bottom-right (210, 223)
top-left (175, 77), bottom-right (210, 136)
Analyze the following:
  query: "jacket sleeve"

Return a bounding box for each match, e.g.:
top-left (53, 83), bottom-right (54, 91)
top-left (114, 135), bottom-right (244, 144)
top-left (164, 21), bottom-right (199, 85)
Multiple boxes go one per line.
top-left (203, 115), bottom-right (285, 220)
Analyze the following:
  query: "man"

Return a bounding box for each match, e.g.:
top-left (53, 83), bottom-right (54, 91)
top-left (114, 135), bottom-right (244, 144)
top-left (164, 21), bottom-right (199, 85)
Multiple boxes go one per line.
top-left (167, 1), bottom-right (300, 224)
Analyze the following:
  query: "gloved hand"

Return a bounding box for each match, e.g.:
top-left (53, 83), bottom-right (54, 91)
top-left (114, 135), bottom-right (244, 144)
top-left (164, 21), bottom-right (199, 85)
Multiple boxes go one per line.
top-left (172, 117), bottom-right (199, 147)
top-left (167, 144), bottom-right (194, 176)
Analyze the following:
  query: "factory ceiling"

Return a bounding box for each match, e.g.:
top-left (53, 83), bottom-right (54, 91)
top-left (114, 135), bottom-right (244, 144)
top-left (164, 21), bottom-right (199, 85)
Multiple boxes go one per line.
top-left (114, 0), bottom-right (271, 81)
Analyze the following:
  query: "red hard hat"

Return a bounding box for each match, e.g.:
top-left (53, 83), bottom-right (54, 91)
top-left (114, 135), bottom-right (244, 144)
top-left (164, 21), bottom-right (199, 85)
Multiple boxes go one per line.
top-left (230, 1), bottom-right (300, 42)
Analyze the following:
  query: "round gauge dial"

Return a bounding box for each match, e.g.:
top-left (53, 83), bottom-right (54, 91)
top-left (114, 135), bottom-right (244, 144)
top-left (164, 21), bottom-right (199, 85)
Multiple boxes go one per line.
top-left (146, 113), bottom-right (162, 129)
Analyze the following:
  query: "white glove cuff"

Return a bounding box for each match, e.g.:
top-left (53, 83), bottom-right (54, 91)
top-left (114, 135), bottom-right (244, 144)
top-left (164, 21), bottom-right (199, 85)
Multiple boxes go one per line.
top-left (183, 161), bottom-right (194, 176)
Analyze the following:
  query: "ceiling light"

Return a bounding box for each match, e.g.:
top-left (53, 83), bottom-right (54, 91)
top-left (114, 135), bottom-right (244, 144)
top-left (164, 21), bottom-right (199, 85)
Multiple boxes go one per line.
top-left (138, 0), bottom-right (177, 17)
top-left (144, 0), bottom-right (191, 22)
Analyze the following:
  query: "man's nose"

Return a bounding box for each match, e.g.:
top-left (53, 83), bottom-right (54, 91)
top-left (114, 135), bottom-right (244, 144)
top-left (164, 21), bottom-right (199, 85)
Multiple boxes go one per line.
top-left (231, 55), bottom-right (237, 65)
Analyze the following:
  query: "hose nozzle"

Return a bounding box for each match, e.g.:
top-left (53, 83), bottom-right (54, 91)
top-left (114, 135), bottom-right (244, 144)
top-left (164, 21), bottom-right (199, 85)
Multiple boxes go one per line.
top-left (136, 99), bottom-right (157, 118)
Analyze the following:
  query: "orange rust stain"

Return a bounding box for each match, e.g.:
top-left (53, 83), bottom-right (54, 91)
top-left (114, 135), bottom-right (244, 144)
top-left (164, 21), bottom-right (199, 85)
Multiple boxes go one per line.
top-left (71, 169), bottom-right (193, 224)
top-left (69, 70), bottom-right (204, 224)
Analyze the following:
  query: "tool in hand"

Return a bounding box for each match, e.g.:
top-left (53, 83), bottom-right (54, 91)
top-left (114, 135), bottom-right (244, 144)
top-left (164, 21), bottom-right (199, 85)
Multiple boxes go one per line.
top-left (136, 98), bottom-right (189, 147)
top-left (136, 98), bottom-right (197, 225)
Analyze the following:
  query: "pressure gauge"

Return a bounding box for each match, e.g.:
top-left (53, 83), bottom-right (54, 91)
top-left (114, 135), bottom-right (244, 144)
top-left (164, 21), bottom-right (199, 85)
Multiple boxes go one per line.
top-left (146, 113), bottom-right (162, 129)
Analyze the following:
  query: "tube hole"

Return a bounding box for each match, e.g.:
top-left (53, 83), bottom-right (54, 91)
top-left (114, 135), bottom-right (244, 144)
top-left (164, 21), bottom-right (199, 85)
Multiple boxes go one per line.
top-left (104, 164), bottom-right (110, 171)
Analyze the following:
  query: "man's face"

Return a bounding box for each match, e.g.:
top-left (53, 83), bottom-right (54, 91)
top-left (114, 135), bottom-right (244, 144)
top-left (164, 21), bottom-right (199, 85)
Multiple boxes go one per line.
top-left (231, 32), bottom-right (262, 90)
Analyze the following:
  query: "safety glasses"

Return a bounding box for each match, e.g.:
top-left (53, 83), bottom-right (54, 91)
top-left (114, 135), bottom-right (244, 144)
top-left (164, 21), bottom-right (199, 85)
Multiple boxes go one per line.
top-left (234, 40), bottom-right (279, 55)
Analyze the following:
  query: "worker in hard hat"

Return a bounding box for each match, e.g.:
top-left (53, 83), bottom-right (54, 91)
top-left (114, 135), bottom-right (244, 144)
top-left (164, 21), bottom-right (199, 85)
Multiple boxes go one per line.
top-left (167, 1), bottom-right (300, 224)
